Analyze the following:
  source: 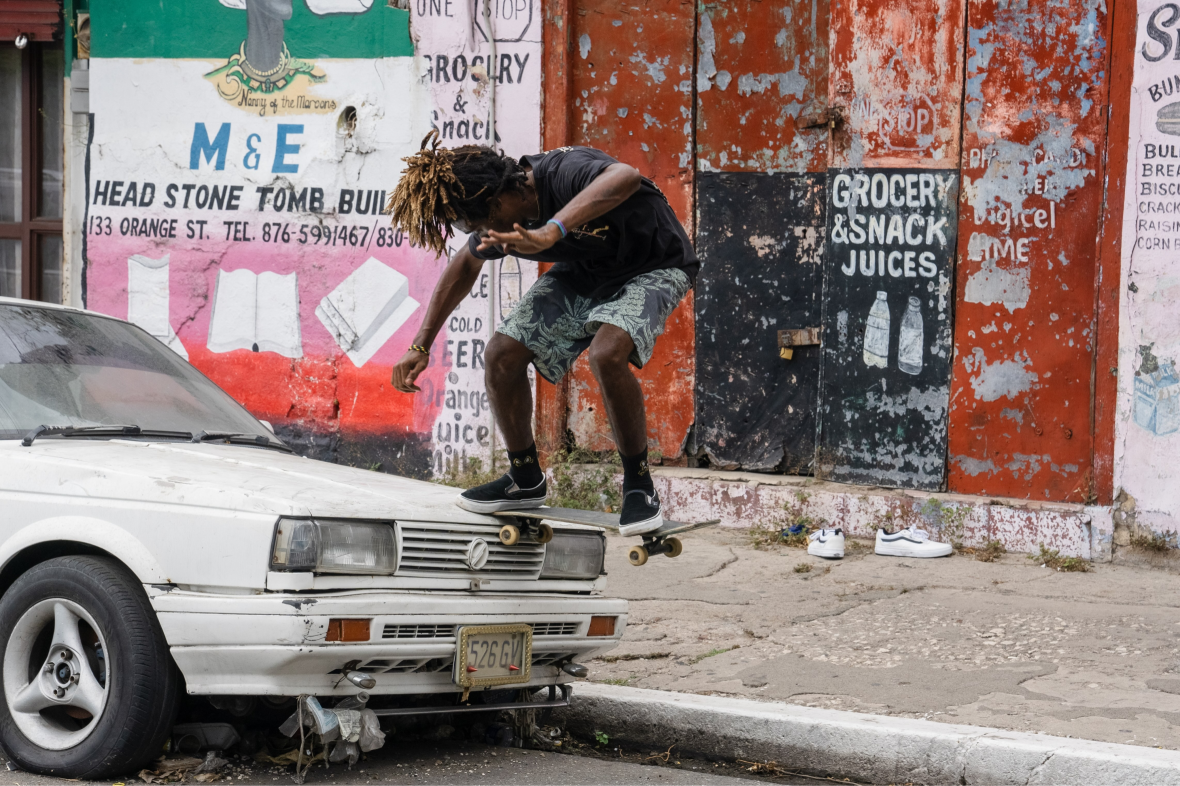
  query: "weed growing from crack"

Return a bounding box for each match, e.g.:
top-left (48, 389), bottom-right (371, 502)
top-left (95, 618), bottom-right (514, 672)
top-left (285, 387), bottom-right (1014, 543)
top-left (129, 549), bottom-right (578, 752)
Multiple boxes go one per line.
top-left (432, 454), bottom-right (503, 489)
top-left (1130, 531), bottom-right (1175, 552)
top-left (793, 563), bottom-right (813, 574)
top-left (547, 447), bottom-right (622, 511)
top-left (601, 677), bottom-right (632, 686)
top-left (921, 498), bottom-right (970, 551)
top-left (975, 539), bottom-right (1006, 563)
top-left (432, 447), bottom-right (622, 512)
top-left (690, 645), bottom-right (740, 664)
top-left (748, 496), bottom-right (828, 550)
top-left (1029, 543), bottom-right (1090, 572)
top-left (598, 652), bottom-right (670, 663)
top-left (594, 731), bottom-right (610, 746)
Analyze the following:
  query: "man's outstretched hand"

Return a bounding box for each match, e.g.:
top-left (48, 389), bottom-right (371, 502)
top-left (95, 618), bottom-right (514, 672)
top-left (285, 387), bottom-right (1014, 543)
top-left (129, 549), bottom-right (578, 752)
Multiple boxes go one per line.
top-left (477, 222), bottom-right (562, 256)
top-left (391, 350), bottom-right (429, 393)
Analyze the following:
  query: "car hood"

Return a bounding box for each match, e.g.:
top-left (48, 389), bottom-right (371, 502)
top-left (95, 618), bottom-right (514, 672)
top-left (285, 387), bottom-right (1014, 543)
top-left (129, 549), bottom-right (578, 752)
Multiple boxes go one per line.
top-left (3, 439), bottom-right (497, 524)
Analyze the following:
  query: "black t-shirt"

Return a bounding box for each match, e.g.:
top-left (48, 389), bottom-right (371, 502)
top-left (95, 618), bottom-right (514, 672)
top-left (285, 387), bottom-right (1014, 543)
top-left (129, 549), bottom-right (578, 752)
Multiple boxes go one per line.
top-left (467, 146), bottom-right (699, 299)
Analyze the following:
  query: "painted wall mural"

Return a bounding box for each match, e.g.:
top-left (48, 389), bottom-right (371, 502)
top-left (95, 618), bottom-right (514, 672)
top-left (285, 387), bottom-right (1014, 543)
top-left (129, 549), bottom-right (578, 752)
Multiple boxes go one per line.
top-left (816, 168), bottom-right (959, 490)
top-left (85, 0), bottom-right (539, 477)
top-left (1116, 0), bottom-right (1180, 533)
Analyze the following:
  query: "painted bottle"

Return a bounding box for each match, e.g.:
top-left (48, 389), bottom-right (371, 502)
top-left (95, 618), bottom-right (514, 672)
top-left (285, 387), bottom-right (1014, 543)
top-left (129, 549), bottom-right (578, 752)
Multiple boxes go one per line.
top-left (862, 291), bottom-right (890, 369)
top-left (898, 296), bottom-right (924, 376)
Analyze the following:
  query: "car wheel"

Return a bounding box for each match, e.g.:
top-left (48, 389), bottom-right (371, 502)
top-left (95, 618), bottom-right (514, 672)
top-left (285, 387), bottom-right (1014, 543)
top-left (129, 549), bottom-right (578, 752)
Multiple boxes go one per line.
top-left (0, 556), bottom-right (179, 779)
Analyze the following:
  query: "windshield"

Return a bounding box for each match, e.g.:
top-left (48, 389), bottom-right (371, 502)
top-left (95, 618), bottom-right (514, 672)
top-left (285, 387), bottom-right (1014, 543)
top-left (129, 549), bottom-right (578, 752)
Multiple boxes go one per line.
top-left (0, 304), bottom-right (273, 442)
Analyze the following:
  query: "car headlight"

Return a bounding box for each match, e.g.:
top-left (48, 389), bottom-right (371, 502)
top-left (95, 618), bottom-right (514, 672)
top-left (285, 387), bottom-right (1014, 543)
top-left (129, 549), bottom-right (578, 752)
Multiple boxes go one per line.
top-left (270, 518), bottom-right (396, 575)
top-left (540, 530), bottom-right (605, 580)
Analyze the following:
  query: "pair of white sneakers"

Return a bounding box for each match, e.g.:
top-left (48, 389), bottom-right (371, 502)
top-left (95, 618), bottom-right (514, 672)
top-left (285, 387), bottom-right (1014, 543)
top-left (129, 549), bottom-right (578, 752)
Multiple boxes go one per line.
top-left (805, 526), bottom-right (953, 559)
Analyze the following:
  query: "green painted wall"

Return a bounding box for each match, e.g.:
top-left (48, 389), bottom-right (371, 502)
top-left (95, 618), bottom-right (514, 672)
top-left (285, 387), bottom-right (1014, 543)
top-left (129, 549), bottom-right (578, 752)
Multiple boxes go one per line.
top-left (90, 0), bottom-right (413, 60)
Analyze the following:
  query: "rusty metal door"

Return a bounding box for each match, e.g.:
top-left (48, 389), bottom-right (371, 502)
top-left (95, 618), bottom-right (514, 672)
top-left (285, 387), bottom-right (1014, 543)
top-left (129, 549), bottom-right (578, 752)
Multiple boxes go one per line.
top-left (693, 0), bottom-right (830, 472)
top-left (945, 0), bottom-right (1111, 502)
top-left (814, 0), bottom-right (967, 490)
top-left (562, 0), bottom-right (697, 460)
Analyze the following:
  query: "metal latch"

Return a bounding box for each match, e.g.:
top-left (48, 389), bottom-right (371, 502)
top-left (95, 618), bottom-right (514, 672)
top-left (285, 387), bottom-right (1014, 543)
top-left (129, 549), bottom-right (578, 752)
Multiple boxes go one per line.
top-left (798, 106), bottom-right (845, 130)
top-left (778, 327), bottom-right (821, 360)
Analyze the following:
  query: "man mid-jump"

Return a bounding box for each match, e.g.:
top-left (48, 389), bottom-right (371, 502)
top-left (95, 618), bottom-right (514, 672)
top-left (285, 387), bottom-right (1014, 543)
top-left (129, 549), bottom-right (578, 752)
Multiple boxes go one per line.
top-left (389, 132), bottom-right (698, 535)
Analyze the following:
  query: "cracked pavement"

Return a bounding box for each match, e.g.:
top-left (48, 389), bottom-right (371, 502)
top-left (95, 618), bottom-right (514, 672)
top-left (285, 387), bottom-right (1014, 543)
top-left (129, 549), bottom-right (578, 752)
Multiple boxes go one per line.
top-left (589, 527), bottom-right (1180, 750)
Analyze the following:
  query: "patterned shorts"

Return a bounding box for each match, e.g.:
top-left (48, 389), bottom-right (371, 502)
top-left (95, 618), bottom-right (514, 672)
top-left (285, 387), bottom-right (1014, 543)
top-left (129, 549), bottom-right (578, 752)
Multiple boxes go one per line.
top-left (497, 267), bottom-right (691, 384)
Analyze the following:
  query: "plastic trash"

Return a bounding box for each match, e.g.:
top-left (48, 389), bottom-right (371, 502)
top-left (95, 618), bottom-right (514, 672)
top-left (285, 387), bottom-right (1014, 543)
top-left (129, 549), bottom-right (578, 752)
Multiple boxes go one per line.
top-left (279, 695), bottom-right (340, 742)
top-left (358, 709), bottom-right (385, 752)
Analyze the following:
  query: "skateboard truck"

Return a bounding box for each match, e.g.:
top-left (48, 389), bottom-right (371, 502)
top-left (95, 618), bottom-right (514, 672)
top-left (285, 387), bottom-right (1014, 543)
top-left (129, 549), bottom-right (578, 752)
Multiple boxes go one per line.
top-left (627, 535), bottom-right (684, 567)
top-left (498, 519), bottom-right (553, 546)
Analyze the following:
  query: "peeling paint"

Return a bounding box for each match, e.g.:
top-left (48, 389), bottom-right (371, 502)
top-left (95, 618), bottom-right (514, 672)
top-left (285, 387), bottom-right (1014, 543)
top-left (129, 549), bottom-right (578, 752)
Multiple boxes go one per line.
top-left (968, 349), bottom-right (1038, 402)
top-left (964, 257), bottom-right (1031, 313)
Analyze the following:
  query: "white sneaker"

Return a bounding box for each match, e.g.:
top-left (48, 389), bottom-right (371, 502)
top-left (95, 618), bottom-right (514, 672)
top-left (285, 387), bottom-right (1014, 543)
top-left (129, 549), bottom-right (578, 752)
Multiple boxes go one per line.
top-left (807, 528), bottom-right (845, 559)
top-left (875, 526), bottom-right (952, 558)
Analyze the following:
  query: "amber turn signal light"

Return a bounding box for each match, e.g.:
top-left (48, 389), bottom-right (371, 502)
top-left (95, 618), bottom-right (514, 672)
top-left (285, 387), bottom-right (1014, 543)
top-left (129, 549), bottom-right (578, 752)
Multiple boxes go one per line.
top-left (588, 616), bottom-right (616, 637)
top-left (326, 618), bottom-right (371, 642)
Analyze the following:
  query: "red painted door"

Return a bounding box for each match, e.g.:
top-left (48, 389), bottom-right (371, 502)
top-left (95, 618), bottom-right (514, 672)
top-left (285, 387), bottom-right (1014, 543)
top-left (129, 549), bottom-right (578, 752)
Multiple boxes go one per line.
top-left (562, 0), bottom-right (696, 460)
top-left (946, 0), bottom-right (1112, 502)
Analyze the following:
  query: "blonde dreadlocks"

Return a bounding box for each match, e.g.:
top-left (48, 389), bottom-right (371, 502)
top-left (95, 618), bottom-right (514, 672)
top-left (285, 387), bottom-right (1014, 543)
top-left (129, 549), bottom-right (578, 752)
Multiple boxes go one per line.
top-left (386, 130), bottom-right (529, 255)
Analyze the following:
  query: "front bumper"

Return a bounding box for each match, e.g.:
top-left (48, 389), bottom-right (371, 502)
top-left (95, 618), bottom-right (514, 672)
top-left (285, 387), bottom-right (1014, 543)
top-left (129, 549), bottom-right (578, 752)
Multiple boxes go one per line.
top-left (150, 588), bottom-right (627, 696)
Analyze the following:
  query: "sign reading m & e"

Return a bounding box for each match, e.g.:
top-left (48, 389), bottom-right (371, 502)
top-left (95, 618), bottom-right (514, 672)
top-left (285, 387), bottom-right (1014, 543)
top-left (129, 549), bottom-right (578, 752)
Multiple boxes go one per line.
top-left (190, 122), bottom-right (304, 173)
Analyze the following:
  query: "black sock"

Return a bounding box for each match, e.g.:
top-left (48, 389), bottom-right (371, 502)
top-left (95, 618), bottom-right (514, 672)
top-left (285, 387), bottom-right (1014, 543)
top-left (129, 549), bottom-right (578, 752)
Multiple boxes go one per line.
top-left (507, 443), bottom-right (544, 488)
top-left (620, 448), bottom-right (654, 494)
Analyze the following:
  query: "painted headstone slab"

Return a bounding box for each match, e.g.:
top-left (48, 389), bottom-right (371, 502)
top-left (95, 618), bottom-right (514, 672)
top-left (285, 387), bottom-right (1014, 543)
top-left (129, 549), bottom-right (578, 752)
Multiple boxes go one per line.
top-left (695, 172), bottom-right (825, 472)
top-left (817, 168), bottom-right (959, 490)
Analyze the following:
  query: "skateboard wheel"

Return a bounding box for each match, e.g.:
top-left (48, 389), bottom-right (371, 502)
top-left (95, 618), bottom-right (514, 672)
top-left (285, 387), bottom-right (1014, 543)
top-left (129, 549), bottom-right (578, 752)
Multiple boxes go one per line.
top-left (499, 524), bottom-right (520, 546)
top-left (536, 523), bottom-right (554, 544)
top-left (628, 545), bottom-right (649, 566)
top-left (665, 537), bottom-right (683, 558)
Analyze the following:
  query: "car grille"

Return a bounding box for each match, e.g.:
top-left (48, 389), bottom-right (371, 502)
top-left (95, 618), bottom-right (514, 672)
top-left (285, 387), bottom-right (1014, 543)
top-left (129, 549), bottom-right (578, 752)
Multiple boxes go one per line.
top-left (398, 522), bottom-right (545, 579)
top-left (382, 624), bottom-right (456, 639)
top-left (530, 622), bottom-right (579, 636)
top-left (380, 622), bottom-right (580, 639)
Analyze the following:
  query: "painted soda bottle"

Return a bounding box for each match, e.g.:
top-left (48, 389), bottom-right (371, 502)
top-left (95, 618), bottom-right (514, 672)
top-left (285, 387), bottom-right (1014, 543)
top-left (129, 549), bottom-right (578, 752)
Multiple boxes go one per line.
top-left (898, 296), bottom-right (924, 375)
top-left (863, 291), bottom-right (890, 369)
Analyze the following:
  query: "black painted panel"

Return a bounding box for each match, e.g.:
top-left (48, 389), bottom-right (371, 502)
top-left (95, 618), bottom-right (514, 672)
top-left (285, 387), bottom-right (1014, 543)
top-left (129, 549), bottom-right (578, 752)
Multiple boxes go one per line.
top-left (695, 172), bottom-right (826, 472)
top-left (816, 168), bottom-right (959, 490)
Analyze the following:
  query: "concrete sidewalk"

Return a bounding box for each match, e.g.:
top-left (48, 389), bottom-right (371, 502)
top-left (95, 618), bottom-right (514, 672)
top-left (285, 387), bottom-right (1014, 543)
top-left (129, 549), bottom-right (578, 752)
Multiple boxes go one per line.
top-left (588, 526), bottom-right (1180, 752)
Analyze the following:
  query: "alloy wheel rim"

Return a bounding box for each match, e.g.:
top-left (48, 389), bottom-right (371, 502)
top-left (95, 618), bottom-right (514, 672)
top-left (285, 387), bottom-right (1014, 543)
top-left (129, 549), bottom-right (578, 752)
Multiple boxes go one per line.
top-left (3, 599), bottom-right (110, 750)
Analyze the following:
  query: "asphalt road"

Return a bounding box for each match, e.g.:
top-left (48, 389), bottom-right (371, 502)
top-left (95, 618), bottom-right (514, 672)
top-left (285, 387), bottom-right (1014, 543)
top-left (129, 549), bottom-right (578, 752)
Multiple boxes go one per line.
top-left (0, 739), bottom-right (814, 785)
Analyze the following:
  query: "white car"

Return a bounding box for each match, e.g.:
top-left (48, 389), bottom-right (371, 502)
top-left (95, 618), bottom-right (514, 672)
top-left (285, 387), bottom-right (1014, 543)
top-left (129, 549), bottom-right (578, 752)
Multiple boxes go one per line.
top-left (0, 297), bottom-right (625, 778)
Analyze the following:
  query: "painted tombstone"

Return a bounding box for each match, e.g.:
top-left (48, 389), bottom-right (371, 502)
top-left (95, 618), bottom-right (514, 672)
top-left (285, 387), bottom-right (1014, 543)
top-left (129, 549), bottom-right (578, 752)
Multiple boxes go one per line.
top-left (817, 169), bottom-right (959, 490)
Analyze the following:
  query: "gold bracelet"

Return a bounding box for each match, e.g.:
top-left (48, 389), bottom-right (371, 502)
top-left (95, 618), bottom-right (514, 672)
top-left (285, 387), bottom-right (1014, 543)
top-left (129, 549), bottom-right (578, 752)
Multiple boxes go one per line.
top-left (410, 344), bottom-right (430, 355)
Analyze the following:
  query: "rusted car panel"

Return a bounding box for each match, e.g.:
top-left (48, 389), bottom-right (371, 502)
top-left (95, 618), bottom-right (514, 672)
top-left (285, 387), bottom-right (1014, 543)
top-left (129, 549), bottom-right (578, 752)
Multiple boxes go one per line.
top-left (564, 0), bottom-right (696, 458)
top-left (946, 0), bottom-right (1111, 502)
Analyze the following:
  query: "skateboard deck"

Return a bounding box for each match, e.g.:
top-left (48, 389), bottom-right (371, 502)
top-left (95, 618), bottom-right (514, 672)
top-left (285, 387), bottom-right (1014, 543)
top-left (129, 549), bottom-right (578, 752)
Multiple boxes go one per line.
top-left (493, 507), bottom-right (721, 566)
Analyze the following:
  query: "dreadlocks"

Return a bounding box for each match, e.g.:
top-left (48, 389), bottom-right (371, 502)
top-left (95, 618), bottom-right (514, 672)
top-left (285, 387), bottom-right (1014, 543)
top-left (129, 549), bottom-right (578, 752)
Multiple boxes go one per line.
top-left (386, 130), bottom-right (530, 255)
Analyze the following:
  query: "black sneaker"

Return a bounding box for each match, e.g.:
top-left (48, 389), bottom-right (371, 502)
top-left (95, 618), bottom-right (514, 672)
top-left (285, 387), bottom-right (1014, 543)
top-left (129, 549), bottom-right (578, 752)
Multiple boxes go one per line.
top-left (456, 474), bottom-right (547, 513)
top-left (619, 488), bottom-right (663, 536)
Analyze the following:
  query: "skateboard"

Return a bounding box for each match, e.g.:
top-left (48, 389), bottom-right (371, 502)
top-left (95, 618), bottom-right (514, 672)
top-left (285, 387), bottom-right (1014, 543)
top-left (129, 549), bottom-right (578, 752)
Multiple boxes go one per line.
top-left (493, 507), bottom-right (721, 567)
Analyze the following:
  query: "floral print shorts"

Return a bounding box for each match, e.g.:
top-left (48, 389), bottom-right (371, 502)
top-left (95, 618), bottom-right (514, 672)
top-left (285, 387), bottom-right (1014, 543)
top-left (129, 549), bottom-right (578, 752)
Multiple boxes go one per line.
top-left (497, 267), bottom-right (691, 384)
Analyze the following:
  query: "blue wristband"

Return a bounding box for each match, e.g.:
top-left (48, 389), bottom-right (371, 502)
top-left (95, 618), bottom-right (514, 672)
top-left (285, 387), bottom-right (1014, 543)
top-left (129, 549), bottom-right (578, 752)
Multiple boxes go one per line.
top-left (547, 218), bottom-right (568, 238)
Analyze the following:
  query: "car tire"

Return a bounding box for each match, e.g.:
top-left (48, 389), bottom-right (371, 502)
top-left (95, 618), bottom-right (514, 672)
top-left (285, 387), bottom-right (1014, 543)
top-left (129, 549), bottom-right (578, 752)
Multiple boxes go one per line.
top-left (0, 556), bottom-right (179, 779)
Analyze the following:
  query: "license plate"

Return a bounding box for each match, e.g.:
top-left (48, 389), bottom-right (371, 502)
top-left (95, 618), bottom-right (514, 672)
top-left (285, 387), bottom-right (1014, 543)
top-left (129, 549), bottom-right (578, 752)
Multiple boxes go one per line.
top-left (453, 624), bottom-right (532, 688)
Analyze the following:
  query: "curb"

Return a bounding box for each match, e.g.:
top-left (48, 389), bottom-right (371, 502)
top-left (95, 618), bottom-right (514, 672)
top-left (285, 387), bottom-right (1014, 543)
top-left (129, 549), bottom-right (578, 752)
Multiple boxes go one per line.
top-left (554, 683), bottom-right (1180, 785)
